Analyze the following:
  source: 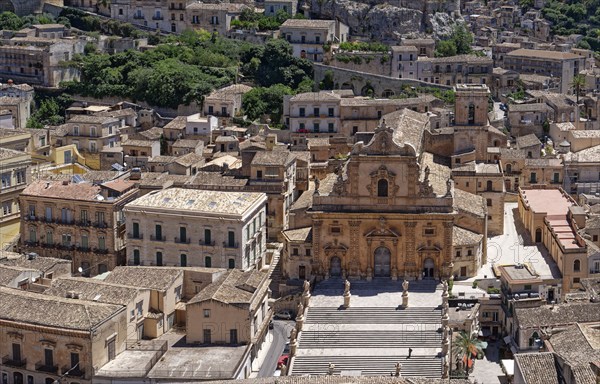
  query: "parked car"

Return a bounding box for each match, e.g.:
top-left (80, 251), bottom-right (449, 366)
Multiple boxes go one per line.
top-left (274, 310), bottom-right (293, 320)
top-left (277, 354), bottom-right (289, 369)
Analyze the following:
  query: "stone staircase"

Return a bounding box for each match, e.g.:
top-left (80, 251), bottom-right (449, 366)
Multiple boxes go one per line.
top-left (268, 252), bottom-right (283, 298)
top-left (291, 355), bottom-right (442, 377)
top-left (298, 329), bottom-right (441, 349)
top-left (305, 307), bottom-right (442, 325)
top-left (289, 278), bottom-right (443, 378)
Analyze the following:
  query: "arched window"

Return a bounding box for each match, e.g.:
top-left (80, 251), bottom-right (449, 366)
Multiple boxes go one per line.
top-left (487, 180), bottom-right (493, 191)
top-left (574, 259), bottom-right (581, 272)
top-left (377, 179), bottom-right (388, 197)
top-left (468, 103), bottom-right (475, 124)
top-left (506, 163), bottom-right (512, 173)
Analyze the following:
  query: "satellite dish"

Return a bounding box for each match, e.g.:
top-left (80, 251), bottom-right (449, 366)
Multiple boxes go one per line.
top-left (78, 267), bottom-right (83, 273)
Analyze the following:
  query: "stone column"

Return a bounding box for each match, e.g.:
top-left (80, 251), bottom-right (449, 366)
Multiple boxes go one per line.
top-left (349, 220), bottom-right (361, 279)
top-left (302, 281), bottom-right (311, 308)
top-left (442, 221), bottom-right (453, 279)
top-left (343, 279), bottom-right (351, 308)
top-left (366, 238), bottom-right (373, 281)
top-left (313, 220), bottom-right (322, 277)
top-left (441, 326), bottom-right (450, 356)
top-left (391, 238), bottom-right (399, 280)
top-left (404, 222), bottom-right (417, 278)
top-left (402, 280), bottom-right (409, 308)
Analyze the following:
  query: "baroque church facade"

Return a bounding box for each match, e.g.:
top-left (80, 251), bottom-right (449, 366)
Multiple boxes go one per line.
top-left (306, 111), bottom-right (458, 281)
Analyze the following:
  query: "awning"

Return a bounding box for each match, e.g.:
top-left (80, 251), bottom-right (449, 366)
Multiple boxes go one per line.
top-left (501, 359), bottom-right (515, 376)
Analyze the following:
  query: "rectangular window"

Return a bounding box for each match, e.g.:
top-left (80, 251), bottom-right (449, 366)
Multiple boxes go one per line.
top-left (204, 309), bottom-right (210, 318)
top-left (487, 199), bottom-right (492, 207)
top-left (46, 231), bottom-right (53, 245)
top-left (45, 206), bottom-right (52, 221)
top-left (203, 329), bottom-right (211, 343)
top-left (424, 228), bottom-right (435, 236)
top-left (228, 259), bottom-right (235, 269)
top-left (524, 284), bottom-right (532, 290)
top-left (179, 226), bottom-right (187, 243)
top-left (70, 352), bottom-right (79, 370)
top-left (81, 234), bottom-right (88, 249)
top-left (155, 224), bottom-right (162, 240)
top-left (29, 228), bottom-right (36, 243)
top-left (299, 107), bottom-right (305, 117)
top-left (230, 329), bottom-right (238, 344)
top-left (136, 300), bottom-right (143, 316)
top-left (328, 123), bottom-right (334, 132)
top-left (98, 235), bottom-right (106, 250)
top-left (313, 122), bottom-right (320, 132)
top-left (328, 107), bottom-right (334, 117)
top-left (156, 252), bottom-right (163, 266)
top-left (204, 229), bottom-right (212, 245)
top-left (62, 233), bottom-right (72, 246)
top-left (80, 209), bottom-right (88, 223)
top-left (12, 343), bottom-right (21, 361)
top-left (132, 222), bottom-right (140, 238)
top-left (180, 254), bottom-right (187, 267)
top-left (133, 249), bottom-right (140, 265)
top-left (228, 231), bottom-right (235, 247)
top-left (44, 348), bottom-right (53, 367)
top-left (313, 107), bottom-right (320, 116)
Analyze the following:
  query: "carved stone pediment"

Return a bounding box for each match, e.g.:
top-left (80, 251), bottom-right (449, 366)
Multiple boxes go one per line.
top-left (417, 244), bottom-right (442, 252)
top-left (366, 217), bottom-right (401, 238)
top-left (323, 240), bottom-right (348, 257)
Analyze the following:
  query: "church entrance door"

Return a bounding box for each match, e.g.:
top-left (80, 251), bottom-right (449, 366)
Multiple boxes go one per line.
top-left (330, 256), bottom-right (341, 277)
top-left (374, 247), bottom-right (391, 277)
top-left (423, 257), bottom-right (435, 278)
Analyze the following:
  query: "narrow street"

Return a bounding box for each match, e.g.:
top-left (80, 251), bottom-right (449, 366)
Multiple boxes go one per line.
top-left (257, 320), bottom-right (293, 377)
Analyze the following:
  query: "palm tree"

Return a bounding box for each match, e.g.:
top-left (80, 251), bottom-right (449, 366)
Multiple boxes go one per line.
top-left (571, 74), bottom-right (586, 105)
top-left (452, 331), bottom-right (484, 376)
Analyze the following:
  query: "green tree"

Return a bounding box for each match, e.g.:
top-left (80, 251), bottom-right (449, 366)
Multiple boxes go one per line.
top-left (242, 84), bottom-right (293, 123)
top-left (26, 96), bottom-right (72, 128)
top-left (571, 73), bottom-right (586, 104)
top-left (0, 12), bottom-right (23, 30)
top-left (435, 40), bottom-right (457, 57)
top-left (253, 39), bottom-right (312, 88)
top-left (452, 331), bottom-right (484, 376)
top-left (319, 70), bottom-right (334, 90)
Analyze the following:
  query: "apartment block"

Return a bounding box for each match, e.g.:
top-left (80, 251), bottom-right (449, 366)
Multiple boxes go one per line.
top-left (504, 49), bottom-right (585, 94)
top-left (18, 178), bottom-right (139, 276)
top-left (186, 2), bottom-right (248, 37)
top-left (111, 0), bottom-right (189, 33)
top-left (124, 188), bottom-right (267, 270)
top-left (0, 27), bottom-right (84, 88)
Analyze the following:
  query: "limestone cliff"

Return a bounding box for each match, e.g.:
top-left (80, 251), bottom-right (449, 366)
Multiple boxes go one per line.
top-left (309, 0), bottom-right (461, 41)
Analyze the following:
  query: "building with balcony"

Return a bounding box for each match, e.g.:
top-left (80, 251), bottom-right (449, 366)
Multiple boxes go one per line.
top-left (183, 113), bottom-right (218, 140)
top-left (0, 148), bottom-right (31, 248)
top-left (283, 91), bottom-right (342, 134)
top-left (18, 178), bottom-right (139, 276)
top-left (0, 285), bottom-right (127, 384)
top-left (417, 55), bottom-right (493, 86)
top-left (111, 0), bottom-right (190, 33)
top-left (279, 19), bottom-right (349, 62)
top-left (124, 188), bottom-right (267, 270)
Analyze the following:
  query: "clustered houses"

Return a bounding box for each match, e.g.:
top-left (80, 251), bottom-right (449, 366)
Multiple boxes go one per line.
top-left (6, 0), bottom-right (600, 381)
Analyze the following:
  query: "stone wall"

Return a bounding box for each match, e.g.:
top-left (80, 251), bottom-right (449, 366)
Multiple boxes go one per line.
top-left (313, 63), bottom-right (451, 98)
top-left (328, 52), bottom-right (391, 77)
top-left (424, 130), bottom-right (455, 157)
